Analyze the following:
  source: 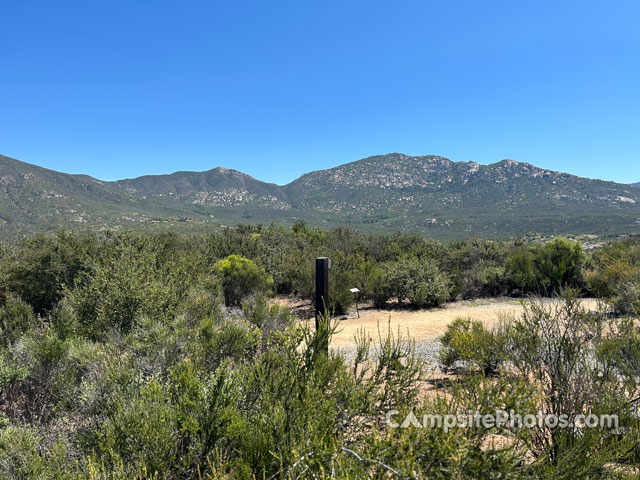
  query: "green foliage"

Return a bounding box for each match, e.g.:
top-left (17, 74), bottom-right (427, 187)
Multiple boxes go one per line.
top-left (587, 238), bottom-right (640, 315)
top-left (506, 248), bottom-right (537, 291)
top-left (506, 237), bottom-right (586, 294)
top-left (0, 296), bottom-right (35, 347)
top-left (383, 257), bottom-right (450, 308)
top-left (197, 318), bottom-right (261, 369)
top-left (0, 232), bottom-right (92, 314)
top-left (213, 254), bottom-right (273, 306)
top-left (535, 238), bottom-right (586, 291)
top-left (439, 317), bottom-right (506, 375)
top-left (1, 229), bottom-right (640, 479)
top-left (0, 426), bottom-right (78, 480)
top-left (69, 236), bottom-right (188, 339)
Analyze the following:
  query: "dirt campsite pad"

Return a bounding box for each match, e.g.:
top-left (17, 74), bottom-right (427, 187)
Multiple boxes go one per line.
top-left (278, 297), bottom-right (598, 363)
top-left (329, 297), bottom-right (598, 348)
top-left (279, 296), bottom-right (600, 362)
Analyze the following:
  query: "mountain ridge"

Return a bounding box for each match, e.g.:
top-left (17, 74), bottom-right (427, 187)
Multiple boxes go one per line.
top-left (1, 153), bottom-right (639, 240)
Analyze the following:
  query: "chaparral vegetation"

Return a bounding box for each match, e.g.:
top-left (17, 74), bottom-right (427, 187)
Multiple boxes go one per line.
top-left (0, 224), bottom-right (639, 479)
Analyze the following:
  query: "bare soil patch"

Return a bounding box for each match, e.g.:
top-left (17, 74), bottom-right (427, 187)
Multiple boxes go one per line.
top-left (276, 296), bottom-right (599, 362)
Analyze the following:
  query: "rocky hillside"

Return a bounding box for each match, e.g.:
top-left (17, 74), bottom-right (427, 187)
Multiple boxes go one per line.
top-left (284, 154), bottom-right (640, 236)
top-left (1, 152), bottom-right (639, 240)
top-left (113, 168), bottom-right (290, 210)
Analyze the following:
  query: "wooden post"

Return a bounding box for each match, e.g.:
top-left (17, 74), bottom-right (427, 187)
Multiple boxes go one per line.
top-left (315, 257), bottom-right (329, 354)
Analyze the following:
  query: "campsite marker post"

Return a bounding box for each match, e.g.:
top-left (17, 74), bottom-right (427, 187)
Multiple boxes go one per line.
top-left (315, 257), bottom-right (330, 355)
top-left (350, 287), bottom-right (360, 318)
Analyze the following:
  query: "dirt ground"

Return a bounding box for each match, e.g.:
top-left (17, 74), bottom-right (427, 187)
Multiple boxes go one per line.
top-left (277, 296), bottom-right (600, 352)
top-left (330, 297), bottom-right (599, 349)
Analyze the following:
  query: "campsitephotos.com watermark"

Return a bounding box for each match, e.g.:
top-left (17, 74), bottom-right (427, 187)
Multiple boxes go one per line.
top-left (385, 410), bottom-right (619, 432)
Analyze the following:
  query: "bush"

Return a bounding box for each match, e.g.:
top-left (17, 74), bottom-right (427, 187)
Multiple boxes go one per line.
top-left (0, 297), bottom-right (35, 347)
top-left (502, 292), bottom-right (637, 469)
top-left (587, 238), bottom-right (640, 315)
top-left (0, 426), bottom-right (76, 480)
top-left (386, 258), bottom-right (450, 308)
top-left (505, 249), bottom-right (537, 292)
top-left (214, 255), bottom-right (273, 307)
top-left (0, 232), bottom-right (92, 315)
top-left (327, 251), bottom-right (362, 315)
top-left (197, 319), bottom-right (261, 370)
top-left (535, 238), bottom-right (585, 292)
top-left (363, 264), bottom-right (392, 308)
top-left (506, 238), bottom-right (586, 294)
top-left (69, 239), bottom-right (187, 338)
top-left (439, 317), bottom-right (506, 375)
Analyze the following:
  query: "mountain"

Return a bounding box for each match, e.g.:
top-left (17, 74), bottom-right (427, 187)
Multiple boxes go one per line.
top-left (0, 154), bottom-right (214, 237)
top-left (632, 182), bottom-right (640, 188)
top-left (284, 154), bottom-right (640, 237)
top-left (1, 152), bottom-right (639, 240)
top-left (113, 168), bottom-right (287, 208)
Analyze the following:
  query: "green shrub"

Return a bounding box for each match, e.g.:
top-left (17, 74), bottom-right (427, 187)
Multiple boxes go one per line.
top-left (439, 317), bottom-right (506, 375)
top-left (50, 298), bottom-right (78, 341)
top-left (0, 231), bottom-right (94, 315)
top-left (364, 264), bottom-right (392, 308)
top-left (0, 426), bottom-right (77, 480)
top-left (327, 251), bottom-right (362, 315)
top-left (179, 278), bottom-right (225, 326)
top-left (70, 239), bottom-right (187, 339)
top-left (535, 238), bottom-right (585, 292)
top-left (587, 238), bottom-right (640, 315)
top-left (96, 379), bottom-right (185, 476)
top-left (214, 255), bottom-right (273, 306)
top-left (506, 238), bottom-right (586, 294)
top-left (506, 249), bottom-right (537, 292)
top-left (386, 258), bottom-right (450, 308)
top-left (197, 319), bottom-right (261, 370)
top-left (0, 297), bottom-right (35, 347)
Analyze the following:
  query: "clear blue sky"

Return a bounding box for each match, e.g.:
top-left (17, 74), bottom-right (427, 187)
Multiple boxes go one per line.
top-left (1, 0), bottom-right (639, 185)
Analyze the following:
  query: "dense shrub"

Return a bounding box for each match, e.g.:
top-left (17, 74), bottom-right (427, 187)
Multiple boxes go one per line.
top-left (363, 264), bottom-right (391, 308)
top-left (0, 297), bottom-right (35, 347)
top-left (439, 317), bottom-right (506, 375)
top-left (587, 238), bottom-right (640, 315)
top-left (506, 237), bottom-right (586, 294)
top-left (69, 238), bottom-right (188, 338)
top-left (1, 229), bottom-right (639, 478)
top-left (214, 254), bottom-right (273, 306)
top-left (0, 232), bottom-right (93, 314)
top-left (385, 257), bottom-right (450, 308)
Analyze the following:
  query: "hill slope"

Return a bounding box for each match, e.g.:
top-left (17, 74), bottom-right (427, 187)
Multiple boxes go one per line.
top-left (1, 153), bottom-right (639, 240)
top-left (0, 154), bottom-right (215, 237)
top-left (284, 154), bottom-right (640, 236)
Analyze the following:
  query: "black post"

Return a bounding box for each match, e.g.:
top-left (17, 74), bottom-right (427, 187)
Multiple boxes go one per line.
top-left (315, 257), bottom-right (329, 354)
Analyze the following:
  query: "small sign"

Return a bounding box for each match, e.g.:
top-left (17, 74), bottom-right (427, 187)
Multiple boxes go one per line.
top-left (350, 288), bottom-right (360, 293)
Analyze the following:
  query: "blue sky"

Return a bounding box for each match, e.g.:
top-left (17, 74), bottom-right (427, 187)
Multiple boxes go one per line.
top-left (1, 0), bottom-right (639, 185)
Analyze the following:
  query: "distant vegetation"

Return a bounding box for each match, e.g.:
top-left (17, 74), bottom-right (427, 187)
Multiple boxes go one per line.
top-left (2, 152), bottom-right (640, 240)
top-left (0, 225), bottom-right (639, 478)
